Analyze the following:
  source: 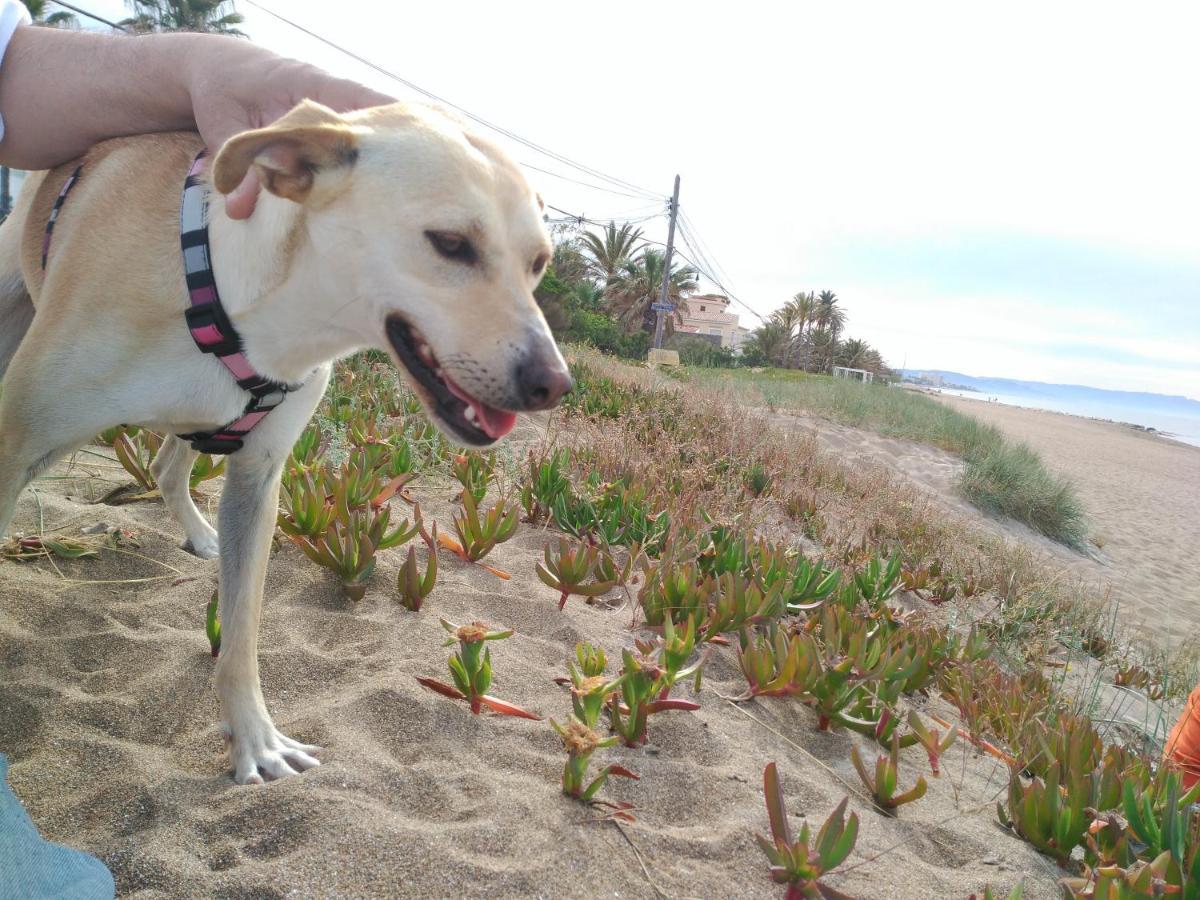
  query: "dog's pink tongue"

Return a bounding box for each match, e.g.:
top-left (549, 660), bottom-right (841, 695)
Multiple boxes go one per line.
top-left (445, 377), bottom-right (517, 440)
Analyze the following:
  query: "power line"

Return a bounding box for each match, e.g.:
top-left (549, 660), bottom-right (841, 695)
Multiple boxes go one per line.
top-left (242, 0), bottom-right (662, 201)
top-left (48, 1), bottom-right (129, 30)
top-left (547, 204), bottom-right (768, 324)
top-left (519, 162), bottom-right (655, 201)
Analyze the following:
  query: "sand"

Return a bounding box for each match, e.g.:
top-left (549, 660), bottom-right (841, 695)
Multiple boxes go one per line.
top-left (1, 406), bottom-right (1122, 899)
top-left (934, 394), bottom-right (1200, 641)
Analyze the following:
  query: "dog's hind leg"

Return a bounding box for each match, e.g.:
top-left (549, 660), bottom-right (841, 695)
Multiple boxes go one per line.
top-left (151, 435), bottom-right (219, 559)
top-left (214, 447), bottom-right (320, 784)
top-left (0, 428), bottom-right (78, 540)
top-left (0, 216), bottom-right (34, 383)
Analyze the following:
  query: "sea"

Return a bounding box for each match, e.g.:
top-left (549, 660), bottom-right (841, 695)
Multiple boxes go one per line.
top-left (932, 388), bottom-right (1200, 449)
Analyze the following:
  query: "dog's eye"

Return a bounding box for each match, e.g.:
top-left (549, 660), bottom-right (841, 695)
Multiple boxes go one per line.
top-left (425, 231), bottom-right (477, 264)
top-left (532, 253), bottom-right (549, 276)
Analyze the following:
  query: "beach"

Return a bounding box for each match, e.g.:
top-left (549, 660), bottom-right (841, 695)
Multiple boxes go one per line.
top-left (0, 406), bottom-right (1070, 899)
top-left (935, 393), bottom-right (1200, 642)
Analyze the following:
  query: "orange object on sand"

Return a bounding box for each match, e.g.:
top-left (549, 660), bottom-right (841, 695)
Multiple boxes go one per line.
top-left (1164, 683), bottom-right (1200, 788)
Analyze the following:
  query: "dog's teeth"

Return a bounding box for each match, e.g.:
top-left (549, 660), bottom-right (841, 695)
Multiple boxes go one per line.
top-left (416, 341), bottom-right (435, 367)
top-left (434, 368), bottom-right (444, 379)
top-left (464, 406), bottom-right (477, 423)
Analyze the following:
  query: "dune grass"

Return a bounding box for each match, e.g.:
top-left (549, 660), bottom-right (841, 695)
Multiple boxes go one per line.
top-left (686, 368), bottom-right (1088, 549)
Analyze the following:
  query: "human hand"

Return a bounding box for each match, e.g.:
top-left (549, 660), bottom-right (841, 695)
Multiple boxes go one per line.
top-left (188, 38), bottom-right (393, 219)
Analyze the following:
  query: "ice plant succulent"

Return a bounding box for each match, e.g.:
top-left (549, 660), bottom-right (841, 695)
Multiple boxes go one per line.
top-left (557, 643), bottom-right (618, 728)
top-left (536, 538), bottom-right (616, 610)
top-left (452, 451), bottom-right (496, 504)
top-left (551, 716), bottom-right (638, 818)
top-left (451, 494), bottom-right (519, 563)
top-left (906, 710), bottom-right (957, 776)
top-left (206, 591), bottom-right (221, 658)
top-left (608, 617), bottom-right (702, 747)
top-left (396, 523), bottom-right (438, 611)
top-left (293, 505), bottom-right (420, 601)
top-left (756, 762), bottom-right (859, 899)
top-left (416, 619), bottom-right (540, 719)
top-left (849, 739), bottom-right (928, 814)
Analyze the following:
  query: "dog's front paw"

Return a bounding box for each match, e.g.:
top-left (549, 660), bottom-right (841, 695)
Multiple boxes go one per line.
top-left (222, 722), bottom-right (321, 784)
top-left (182, 531), bottom-right (220, 560)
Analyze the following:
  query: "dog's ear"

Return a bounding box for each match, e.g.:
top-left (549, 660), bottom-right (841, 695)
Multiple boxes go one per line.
top-left (212, 100), bottom-right (360, 203)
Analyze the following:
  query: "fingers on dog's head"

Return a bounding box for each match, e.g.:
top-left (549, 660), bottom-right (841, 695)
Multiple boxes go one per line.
top-left (212, 100), bottom-right (360, 203)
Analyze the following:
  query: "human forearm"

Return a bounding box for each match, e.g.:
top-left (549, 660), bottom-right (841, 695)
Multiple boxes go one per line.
top-left (0, 27), bottom-right (393, 171)
top-left (0, 26), bottom-right (205, 168)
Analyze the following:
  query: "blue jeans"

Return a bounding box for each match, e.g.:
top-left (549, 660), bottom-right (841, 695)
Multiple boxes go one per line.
top-left (0, 754), bottom-right (114, 900)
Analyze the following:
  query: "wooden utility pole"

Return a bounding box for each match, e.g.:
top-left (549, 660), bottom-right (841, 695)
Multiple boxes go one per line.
top-left (652, 175), bottom-right (681, 350)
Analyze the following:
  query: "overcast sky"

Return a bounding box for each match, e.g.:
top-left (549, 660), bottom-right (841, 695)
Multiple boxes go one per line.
top-left (75, 1), bottom-right (1200, 398)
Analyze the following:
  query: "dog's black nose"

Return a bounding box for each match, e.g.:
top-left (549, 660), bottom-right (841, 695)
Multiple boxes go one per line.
top-left (514, 355), bottom-right (573, 411)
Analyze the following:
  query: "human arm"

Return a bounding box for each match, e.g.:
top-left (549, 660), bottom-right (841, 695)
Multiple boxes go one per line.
top-left (0, 26), bottom-right (392, 215)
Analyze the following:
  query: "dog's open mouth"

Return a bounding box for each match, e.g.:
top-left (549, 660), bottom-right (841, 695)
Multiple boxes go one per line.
top-left (385, 314), bottom-right (517, 445)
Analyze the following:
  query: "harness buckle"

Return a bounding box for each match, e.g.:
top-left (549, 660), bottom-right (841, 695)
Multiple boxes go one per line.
top-left (185, 302), bottom-right (242, 357)
top-left (179, 432), bottom-right (245, 455)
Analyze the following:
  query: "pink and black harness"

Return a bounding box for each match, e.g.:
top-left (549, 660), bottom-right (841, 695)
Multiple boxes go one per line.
top-left (42, 153), bottom-right (299, 455)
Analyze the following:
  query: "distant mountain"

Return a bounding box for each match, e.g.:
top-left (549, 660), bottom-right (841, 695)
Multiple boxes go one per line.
top-left (901, 370), bottom-right (1200, 416)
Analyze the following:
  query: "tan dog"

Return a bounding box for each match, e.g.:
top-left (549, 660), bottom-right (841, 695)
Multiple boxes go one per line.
top-left (0, 100), bottom-right (571, 784)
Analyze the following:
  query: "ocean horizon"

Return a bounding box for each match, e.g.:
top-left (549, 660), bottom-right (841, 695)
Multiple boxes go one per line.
top-left (932, 387), bottom-right (1200, 448)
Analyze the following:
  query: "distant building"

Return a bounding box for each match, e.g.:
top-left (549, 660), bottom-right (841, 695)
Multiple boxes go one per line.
top-left (673, 293), bottom-right (752, 350)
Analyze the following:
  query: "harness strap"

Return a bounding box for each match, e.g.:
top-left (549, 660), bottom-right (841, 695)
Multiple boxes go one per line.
top-left (40, 165), bottom-right (83, 270)
top-left (175, 151), bottom-right (299, 455)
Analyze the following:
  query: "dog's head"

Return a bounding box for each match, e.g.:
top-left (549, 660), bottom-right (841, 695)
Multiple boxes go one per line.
top-left (211, 100), bottom-right (571, 446)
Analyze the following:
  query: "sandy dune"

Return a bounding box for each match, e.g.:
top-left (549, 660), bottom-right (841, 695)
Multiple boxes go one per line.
top-left (0, 428), bottom-right (1064, 899)
top-left (935, 394), bottom-right (1200, 643)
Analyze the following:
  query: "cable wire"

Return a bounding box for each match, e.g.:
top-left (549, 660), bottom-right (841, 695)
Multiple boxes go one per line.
top-left (47, 1), bottom-right (129, 30)
top-left (242, 0), bottom-right (662, 200)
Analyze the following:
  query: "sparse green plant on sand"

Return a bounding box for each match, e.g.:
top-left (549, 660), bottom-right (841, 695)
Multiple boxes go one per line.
top-left (998, 765), bottom-right (1091, 867)
top-left (450, 493), bottom-right (519, 563)
top-left (278, 466), bottom-right (336, 539)
top-left (852, 552), bottom-right (903, 608)
top-left (551, 716), bottom-right (638, 818)
top-left (416, 620), bottom-right (540, 719)
top-left (638, 558), bottom-right (712, 627)
top-left (700, 572), bottom-right (784, 642)
top-left (609, 617), bottom-right (702, 747)
top-left (755, 762), bottom-right (858, 899)
top-left (290, 421), bottom-right (324, 468)
top-left (519, 448), bottom-right (571, 523)
top-left (293, 505), bottom-right (420, 601)
top-left (97, 427), bottom-right (176, 503)
top-left (737, 625), bottom-right (821, 699)
top-left (536, 538), bottom-right (616, 610)
top-left (396, 523), bottom-right (438, 611)
top-left (905, 710), bottom-right (957, 776)
top-left (206, 591), bottom-right (221, 657)
top-left (850, 738), bottom-right (927, 814)
top-left (744, 461), bottom-right (772, 497)
top-left (452, 451), bottom-right (496, 503)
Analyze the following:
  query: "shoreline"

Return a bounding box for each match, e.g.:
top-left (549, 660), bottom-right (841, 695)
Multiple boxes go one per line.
top-left (903, 384), bottom-right (1200, 452)
top-left (932, 391), bottom-right (1200, 637)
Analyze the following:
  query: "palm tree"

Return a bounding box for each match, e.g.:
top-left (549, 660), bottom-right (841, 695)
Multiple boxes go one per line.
top-left (120, 0), bottom-right (246, 35)
top-left (815, 290), bottom-right (846, 343)
top-left (808, 326), bottom-right (837, 374)
top-left (604, 248), bottom-right (698, 334)
top-left (744, 322), bottom-right (790, 367)
top-left (579, 221), bottom-right (644, 285)
top-left (836, 338), bottom-right (871, 370)
top-left (21, 1), bottom-right (77, 25)
top-left (770, 303), bottom-right (802, 369)
top-left (571, 281), bottom-right (604, 310)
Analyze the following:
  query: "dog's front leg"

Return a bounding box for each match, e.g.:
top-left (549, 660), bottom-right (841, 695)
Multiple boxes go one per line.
top-left (151, 435), bottom-right (220, 559)
top-left (215, 450), bottom-right (320, 784)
